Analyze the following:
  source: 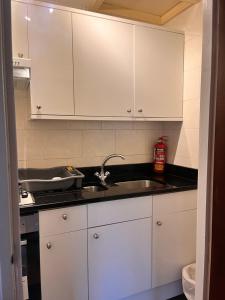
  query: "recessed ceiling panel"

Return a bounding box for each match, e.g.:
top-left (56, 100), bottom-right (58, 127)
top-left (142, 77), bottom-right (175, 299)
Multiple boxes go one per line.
top-left (104, 0), bottom-right (182, 16)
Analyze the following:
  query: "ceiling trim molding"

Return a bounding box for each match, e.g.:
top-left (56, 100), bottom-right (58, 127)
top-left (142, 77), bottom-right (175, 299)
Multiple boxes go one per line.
top-left (161, 1), bottom-right (193, 24)
top-left (87, 0), bottom-right (105, 11)
top-left (98, 3), bottom-right (161, 25)
top-left (97, 0), bottom-right (201, 25)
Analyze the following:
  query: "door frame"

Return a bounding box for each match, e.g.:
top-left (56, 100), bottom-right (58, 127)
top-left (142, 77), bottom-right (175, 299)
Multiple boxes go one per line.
top-left (204, 0), bottom-right (225, 298)
top-left (0, 0), bottom-right (22, 299)
top-left (196, 0), bottom-right (225, 298)
top-left (0, 0), bottom-right (223, 299)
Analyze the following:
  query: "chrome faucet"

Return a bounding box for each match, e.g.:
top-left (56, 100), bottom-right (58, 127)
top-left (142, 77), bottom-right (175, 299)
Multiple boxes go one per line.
top-left (95, 154), bottom-right (125, 186)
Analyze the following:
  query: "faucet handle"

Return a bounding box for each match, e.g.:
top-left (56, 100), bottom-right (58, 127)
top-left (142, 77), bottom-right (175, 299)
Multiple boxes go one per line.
top-left (94, 171), bottom-right (100, 178)
top-left (105, 171), bottom-right (110, 177)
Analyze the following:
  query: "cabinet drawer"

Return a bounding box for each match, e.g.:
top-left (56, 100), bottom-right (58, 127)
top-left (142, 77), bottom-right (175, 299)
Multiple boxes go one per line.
top-left (39, 205), bottom-right (87, 237)
top-left (153, 190), bottom-right (197, 215)
top-left (88, 196), bottom-right (152, 227)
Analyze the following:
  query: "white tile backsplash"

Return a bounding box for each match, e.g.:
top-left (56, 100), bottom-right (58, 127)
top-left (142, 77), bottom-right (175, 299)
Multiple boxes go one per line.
top-left (25, 130), bottom-right (46, 160)
top-left (115, 130), bottom-right (162, 156)
top-left (83, 130), bottom-right (115, 157)
top-left (44, 130), bottom-right (83, 159)
top-left (15, 91), bottom-right (163, 168)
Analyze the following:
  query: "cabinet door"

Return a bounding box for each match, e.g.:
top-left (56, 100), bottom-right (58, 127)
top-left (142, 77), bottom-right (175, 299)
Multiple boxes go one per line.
top-left (152, 192), bottom-right (197, 288)
top-left (28, 5), bottom-right (74, 115)
top-left (40, 230), bottom-right (88, 300)
top-left (11, 1), bottom-right (28, 59)
top-left (135, 26), bottom-right (184, 118)
top-left (88, 218), bottom-right (151, 300)
top-left (73, 14), bottom-right (134, 117)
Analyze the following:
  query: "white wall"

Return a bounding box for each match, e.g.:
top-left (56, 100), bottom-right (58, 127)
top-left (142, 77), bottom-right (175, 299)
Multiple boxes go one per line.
top-left (15, 88), bottom-right (163, 168)
top-left (163, 2), bottom-right (203, 169)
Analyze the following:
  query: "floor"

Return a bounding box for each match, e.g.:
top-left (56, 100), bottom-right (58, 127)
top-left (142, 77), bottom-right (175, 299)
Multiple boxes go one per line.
top-left (168, 295), bottom-right (186, 300)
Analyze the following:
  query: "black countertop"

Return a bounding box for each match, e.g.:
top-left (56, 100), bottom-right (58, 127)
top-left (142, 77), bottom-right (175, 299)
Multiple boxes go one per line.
top-left (20, 163), bottom-right (198, 215)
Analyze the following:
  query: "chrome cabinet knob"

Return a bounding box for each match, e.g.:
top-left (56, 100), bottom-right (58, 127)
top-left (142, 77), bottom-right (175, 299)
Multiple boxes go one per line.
top-left (14, 61), bottom-right (20, 66)
top-left (93, 233), bottom-right (100, 239)
top-left (18, 53), bottom-right (24, 58)
top-left (127, 109), bottom-right (131, 113)
top-left (138, 109), bottom-right (143, 113)
top-left (36, 105), bottom-right (42, 110)
top-left (62, 214), bottom-right (68, 220)
top-left (156, 221), bottom-right (162, 226)
top-left (46, 242), bottom-right (52, 249)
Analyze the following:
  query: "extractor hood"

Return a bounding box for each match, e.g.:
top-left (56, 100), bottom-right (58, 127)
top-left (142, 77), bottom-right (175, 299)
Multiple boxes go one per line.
top-left (13, 58), bottom-right (31, 89)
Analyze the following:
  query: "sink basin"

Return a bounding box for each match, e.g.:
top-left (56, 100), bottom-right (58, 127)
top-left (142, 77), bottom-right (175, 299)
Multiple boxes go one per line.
top-left (113, 180), bottom-right (165, 189)
top-left (82, 180), bottom-right (166, 193)
top-left (82, 185), bottom-right (107, 192)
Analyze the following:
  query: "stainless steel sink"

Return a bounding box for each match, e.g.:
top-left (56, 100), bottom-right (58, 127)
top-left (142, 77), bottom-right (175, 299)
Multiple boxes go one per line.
top-left (82, 180), bottom-right (166, 192)
top-left (113, 180), bottom-right (165, 189)
top-left (82, 185), bottom-right (107, 192)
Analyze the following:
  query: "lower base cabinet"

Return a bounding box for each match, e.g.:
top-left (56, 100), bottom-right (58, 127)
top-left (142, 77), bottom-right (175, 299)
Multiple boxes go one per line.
top-left (152, 191), bottom-right (197, 288)
top-left (88, 218), bottom-right (152, 300)
top-left (40, 230), bottom-right (88, 300)
top-left (39, 191), bottom-right (197, 300)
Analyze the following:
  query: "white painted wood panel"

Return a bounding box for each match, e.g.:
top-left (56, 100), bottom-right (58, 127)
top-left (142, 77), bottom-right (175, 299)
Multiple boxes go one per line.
top-left (73, 13), bottom-right (134, 117)
top-left (11, 1), bottom-right (28, 58)
top-left (135, 26), bottom-right (184, 118)
top-left (40, 230), bottom-right (88, 300)
top-left (153, 190), bottom-right (197, 214)
top-left (28, 5), bottom-right (74, 115)
top-left (88, 218), bottom-right (151, 300)
top-left (152, 191), bottom-right (197, 288)
top-left (39, 205), bottom-right (87, 237)
top-left (30, 113), bottom-right (183, 121)
top-left (88, 196), bottom-right (152, 227)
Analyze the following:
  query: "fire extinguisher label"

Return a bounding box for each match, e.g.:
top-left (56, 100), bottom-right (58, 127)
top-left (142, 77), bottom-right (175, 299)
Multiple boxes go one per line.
top-left (153, 136), bottom-right (167, 173)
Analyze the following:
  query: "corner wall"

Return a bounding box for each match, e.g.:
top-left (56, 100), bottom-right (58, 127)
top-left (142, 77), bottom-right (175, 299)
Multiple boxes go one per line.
top-left (163, 2), bottom-right (203, 169)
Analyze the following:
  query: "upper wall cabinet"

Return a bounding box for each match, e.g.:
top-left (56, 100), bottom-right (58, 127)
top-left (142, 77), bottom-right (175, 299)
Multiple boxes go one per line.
top-left (11, 1), bottom-right (184, 120)
top-left (11, 1), bottom-right (28, 59)
top-left (28, 5), bottom-right (74, 116)
top-left (73, 14), bottom-right (134, 117)
top-left (135, 26), bottom-right (184, 118)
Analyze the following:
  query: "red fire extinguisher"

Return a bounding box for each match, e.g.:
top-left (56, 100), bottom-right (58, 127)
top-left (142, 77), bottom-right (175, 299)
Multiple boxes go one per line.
top-left (153, 136), bottom-right (167, 173)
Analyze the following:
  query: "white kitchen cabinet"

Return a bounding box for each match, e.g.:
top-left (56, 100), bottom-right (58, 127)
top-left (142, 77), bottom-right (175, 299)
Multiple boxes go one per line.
top-left (135, 26), bottom-right (184, 118)
top-left (73, 13), bottom-right (134, 117)
top-left (88, 218), bottom-right (151, 300)
top-left (28, 5), bottom-right (74, 116)
top-left (40, 230), bottom-right (88, 300)
top-left (88, 195), bottom-right (152, 227)
top-left (39, 205), bottom-right (87, 237)
top-left (11, 1), bottom-right (185, 120)
top-left (38, 188), bottom-right (197, 299)
top-left (152, 191), bottom-right (197, 288)
top-left (11, 1), bottom-right (28, 59)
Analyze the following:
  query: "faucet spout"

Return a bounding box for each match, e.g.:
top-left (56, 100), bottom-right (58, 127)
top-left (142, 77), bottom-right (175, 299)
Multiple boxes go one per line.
top-left (101, 154), bottom-right (125, 174)
top-left (95, 154), bottom-right (125, 186)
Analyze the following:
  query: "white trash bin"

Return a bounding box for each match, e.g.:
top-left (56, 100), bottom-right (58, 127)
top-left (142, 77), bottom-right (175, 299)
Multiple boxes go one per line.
top-left (182, 263), bottom-right (196, 300)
